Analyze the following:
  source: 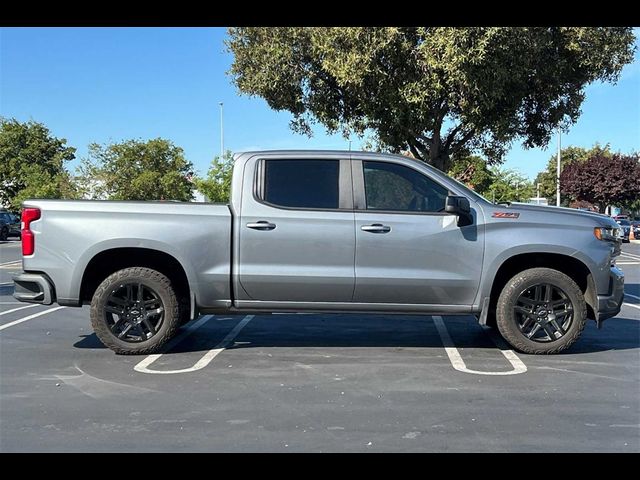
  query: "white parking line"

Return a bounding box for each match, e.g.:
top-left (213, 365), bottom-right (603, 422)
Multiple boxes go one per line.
top-left (0, 306), bottom-right (65, 331)
top-left (623, 303), bottom-right (640, 311)
top-left (0, 259), bottom-right (21, 265)
top-left (432, 316), bottom-right (527, 376)
top-left (621, 252), bottom-right (640, 261)
top-left (0, 261), bottom-right (21, 267)
top-left (134, 315), bottom-right (254, 375)
top-left (617, 262), bottom-right (640, 265)
top-left (0, 304), bottom-right (38, 316)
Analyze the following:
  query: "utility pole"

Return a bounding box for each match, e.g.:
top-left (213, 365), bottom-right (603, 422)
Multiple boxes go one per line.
top-left (348, 139), bottom-right (352, 151)
top-left (537, 183), bottom-right (541, 205)
top-left (556, 128), bottom-right (561, 207)
top-left (219, 102), bottom-right (224, 158)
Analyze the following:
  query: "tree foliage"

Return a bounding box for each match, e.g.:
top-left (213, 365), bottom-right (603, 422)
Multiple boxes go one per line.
top-left (0, 118), bottom-right (78, 210)
top-left (448, 155), bottom-right (494, 195)
top-left (487, 167), bottom-right (535, 204)
top-left (79, 138), bottom-right (194, 201)
top-left (534, 143), bottom-right (613, 204)
top-left (447, 155), bottom-right (534, 203)
top-left (560, 153), bottom-right (640, 213)
top-left (227, 27), bottom-right (635, 171)
top-left (194, 151), bottom-right (235, 203)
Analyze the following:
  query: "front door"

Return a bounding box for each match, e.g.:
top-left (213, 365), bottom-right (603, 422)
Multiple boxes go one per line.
top-left (238, 158), bottom-right (355, 302)
top-left (352, 159), bottom-right (484, 306)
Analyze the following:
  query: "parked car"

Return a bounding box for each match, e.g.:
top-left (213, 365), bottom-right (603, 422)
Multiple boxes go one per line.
top-left (615, 219), bottom-right (631, 242)
top-left (631, 220), bottom-right (640, 239)
top-left (0, 211), bottom-right (20, 240)
top-left (12, 150), bottom-right (625, 355)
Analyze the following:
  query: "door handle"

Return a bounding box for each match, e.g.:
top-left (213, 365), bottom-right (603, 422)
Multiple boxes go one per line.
top-left (246, 221), bottom-right (276, 231)
top-left (361, 223), bottom-right (391, 233)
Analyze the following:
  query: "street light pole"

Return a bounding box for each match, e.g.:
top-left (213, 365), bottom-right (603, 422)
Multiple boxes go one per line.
top-left (537, 182), bottom-right (541, 205)
top-left (556, 128), bottom-right (561, 207)
top-left (219, 102), bottom-right (224, 159)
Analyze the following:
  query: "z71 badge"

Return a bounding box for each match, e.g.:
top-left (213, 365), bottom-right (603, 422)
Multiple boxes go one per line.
top-left (492, 212), bottom-right (520, 219)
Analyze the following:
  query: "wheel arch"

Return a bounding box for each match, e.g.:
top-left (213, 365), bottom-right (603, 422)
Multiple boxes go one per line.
top-left (485, 252), bottom-right (597, 323)
top-left (79, 247), bottom-right (192, 312)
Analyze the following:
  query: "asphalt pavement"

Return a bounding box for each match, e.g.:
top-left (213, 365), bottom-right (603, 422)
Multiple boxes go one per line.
top-left (0, 237), bottom-right (638, 452)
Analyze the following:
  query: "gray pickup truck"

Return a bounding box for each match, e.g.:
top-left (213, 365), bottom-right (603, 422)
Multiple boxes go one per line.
top-left (13, 150), bottom-right (625, 355)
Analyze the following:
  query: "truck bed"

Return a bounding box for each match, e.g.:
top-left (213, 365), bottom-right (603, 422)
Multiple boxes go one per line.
top-left (21, 199), bottom-right (232, 308)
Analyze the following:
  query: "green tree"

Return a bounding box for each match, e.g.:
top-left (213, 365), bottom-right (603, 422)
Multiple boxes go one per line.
top-left (487, 167), bottom-right (535, 204)
top-left (227, 27), bottom-right (635, 171)
top-left (534, 143), bottom-right (613, 204)
top-left (194, 151), bottom-right (235, 203)
top-left (0, 118), bottom-right (78, 210)
top-left (79, 138), bottom-right (194, 201)
top-left (448, 155), bottom-right (494, 196)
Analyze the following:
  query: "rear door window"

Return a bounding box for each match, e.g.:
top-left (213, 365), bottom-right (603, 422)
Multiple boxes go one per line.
top-left (262, 159), bottom-right (340, 209)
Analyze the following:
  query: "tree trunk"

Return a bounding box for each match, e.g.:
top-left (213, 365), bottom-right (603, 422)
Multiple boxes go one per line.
top-left (427, 131), bottom-right (452, 172)
top-left (599, 204), bottom-right (607, 214)
top-left (409, 132), bottom-right (451, 172)
top-left (412, 147), bottom-right (451, 172)
top-left (429, 146), bottom-right (451, 172)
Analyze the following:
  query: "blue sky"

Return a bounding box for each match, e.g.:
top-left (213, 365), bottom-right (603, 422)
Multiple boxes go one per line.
top-left (1, 27), bottom-right (638, 179)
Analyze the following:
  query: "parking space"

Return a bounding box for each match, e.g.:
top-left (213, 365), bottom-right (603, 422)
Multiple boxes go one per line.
top-left (0, 240), bottom-right (638, 452)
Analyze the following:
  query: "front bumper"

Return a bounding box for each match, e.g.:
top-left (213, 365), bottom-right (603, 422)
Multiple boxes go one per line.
top-left (596, 266), bottom-right (624, 322)
top-left (13, 273), bottom-right (54, 305)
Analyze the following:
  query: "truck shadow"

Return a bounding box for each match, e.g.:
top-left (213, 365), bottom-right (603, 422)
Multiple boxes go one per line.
top-left (73, 313), bottom-right (640, 355)
top-left (624, 282), bottom-right (639, 296)
top-left (0, 285), bottom-right (14, 295)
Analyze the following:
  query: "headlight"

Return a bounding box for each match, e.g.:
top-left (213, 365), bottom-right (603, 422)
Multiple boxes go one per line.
top-left (594, 227), bottom-right (621, 242)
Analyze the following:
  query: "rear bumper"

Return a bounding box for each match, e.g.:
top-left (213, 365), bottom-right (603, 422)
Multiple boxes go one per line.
top-left (13, 273), bottom-right (54, 305)
top-left (596, 266), bottom-right (624, 322)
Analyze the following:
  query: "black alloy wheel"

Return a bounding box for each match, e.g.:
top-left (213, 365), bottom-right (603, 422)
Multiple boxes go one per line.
top-left (513, 283), bottom-right (574, 343)
top-left (104, 282), bottom-right (164, 343)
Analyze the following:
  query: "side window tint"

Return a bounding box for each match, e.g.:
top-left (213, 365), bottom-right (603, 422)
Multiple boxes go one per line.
top-left (363, 161), bottom-right (448, 212)
top-left (263, 159), bottom-right (339, 209)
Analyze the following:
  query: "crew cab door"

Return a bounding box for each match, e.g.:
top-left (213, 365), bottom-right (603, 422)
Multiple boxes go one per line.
top-left (237, 156), bottom-right (355, 303)
top-left (352, 159), bottom-right (484, 307)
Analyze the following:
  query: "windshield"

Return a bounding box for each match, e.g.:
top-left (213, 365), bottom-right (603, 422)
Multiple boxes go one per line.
top-left (443, 173), bottom-right (493, 204)
top-left (617, 219), bottom-right (631, 226)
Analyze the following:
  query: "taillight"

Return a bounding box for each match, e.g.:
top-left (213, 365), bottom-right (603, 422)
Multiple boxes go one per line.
top-left (21, 208), bottom-right (41, 256)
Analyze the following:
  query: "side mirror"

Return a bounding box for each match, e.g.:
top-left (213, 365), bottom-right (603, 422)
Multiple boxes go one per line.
top-left (445, 195), bottom-right (470, 214)
top-left (445, 195), bottom-right (472, 226)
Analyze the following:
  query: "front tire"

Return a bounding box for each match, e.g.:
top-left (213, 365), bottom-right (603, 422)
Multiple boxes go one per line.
top-left (0, 227), bottom-right (8, 241)
top-left (496, 267), bottom-right (587, 354)
top-left (178, 297), bottom-right (191, 326)
top-left (90, 267), bottom-right (181, 355)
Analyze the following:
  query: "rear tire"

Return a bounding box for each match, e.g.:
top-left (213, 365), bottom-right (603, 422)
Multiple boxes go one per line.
top-left (0, 227), bottom-right (8, 241)
top-left (496, 267), bottom-right (587, 354)
top-left (90, 267), bottom-right (181, 355)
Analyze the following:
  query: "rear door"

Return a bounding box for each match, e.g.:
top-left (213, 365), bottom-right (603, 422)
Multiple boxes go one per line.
top-left (238, 157), bottom-right (355, 302)
top-left (352, 159), bottom-right (484, 306)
